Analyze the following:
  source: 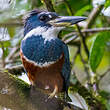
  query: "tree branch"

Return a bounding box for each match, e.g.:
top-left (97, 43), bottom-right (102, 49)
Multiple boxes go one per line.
top-left (82, 27), bottom-right (110, 33)
top-left (63, 27), bottom-right (110, 44)
top-left (85, 5), bottom-right (104, 29)
top-left (3, 64), bottom-right (106, 109)
top-left (0, 70), bottom-right (82, 110)
top-left (0, 22), bottom-right (23, 27)
top-left (76, 25), bottom-right (89, 58)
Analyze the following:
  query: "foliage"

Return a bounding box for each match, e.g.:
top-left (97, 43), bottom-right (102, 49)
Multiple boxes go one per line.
top-left (105, 0), bottom-right (110, 8)
top-left (89, 32), bottom-right (110, 72)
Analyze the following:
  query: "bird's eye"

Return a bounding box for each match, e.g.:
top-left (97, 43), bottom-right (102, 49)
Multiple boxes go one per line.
top-left (39, 15), bottom-right (48, 21)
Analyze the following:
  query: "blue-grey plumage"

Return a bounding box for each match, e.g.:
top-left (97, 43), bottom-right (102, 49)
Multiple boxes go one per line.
top-left (21, 35), bottom-right (63, 64)
top-left (20, 9), bottom-right (86, 99)
top-left (62, 43), bottom-right (71, 92)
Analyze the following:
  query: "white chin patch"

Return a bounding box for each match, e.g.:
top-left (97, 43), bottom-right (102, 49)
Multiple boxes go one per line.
top-left (23, 26), bottom-right (63, 43)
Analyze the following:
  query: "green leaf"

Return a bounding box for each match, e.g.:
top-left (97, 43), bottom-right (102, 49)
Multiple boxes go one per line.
top-left (0, 41), bottom-right (11, 47)
top-left (89, 32), bottom-right (110, 72)
top-left (75, 5), bottom-right (92, 16)
top-left (105, 0), bottom-right (110, 8)
top-left (4, 47), bottom-right (9, 57)
top-left (7, 27), bottom-right (16, 38)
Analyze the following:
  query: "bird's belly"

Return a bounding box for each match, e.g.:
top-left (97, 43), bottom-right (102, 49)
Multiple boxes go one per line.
top-left (20, 50), bottom-right (64, 92)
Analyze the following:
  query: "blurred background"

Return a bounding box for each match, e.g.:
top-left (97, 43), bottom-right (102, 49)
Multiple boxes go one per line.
top-left (0, 0), bottom-right (110, 109)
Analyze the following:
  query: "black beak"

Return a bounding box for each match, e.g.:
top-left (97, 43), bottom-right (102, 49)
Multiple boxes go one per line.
top-left (48, 16), bottom-right (87, 27)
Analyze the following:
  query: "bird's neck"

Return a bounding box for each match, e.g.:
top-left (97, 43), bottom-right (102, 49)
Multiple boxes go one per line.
top-left (23, 26), bottom-right (60, 43)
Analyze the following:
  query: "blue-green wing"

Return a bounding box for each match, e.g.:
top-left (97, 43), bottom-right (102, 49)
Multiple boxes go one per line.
top-left (62, 43), bottom-right (71, 92)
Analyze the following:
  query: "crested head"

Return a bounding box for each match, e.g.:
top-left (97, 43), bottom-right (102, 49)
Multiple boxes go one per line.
top-left (23, 9), bottom-right (42, 24)
top-left (23, 9), bottom-right (87, 41)
top-left (23, 9), bottom-right (60, 36)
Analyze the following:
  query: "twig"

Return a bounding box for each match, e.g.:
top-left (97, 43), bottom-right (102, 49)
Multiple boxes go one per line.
top-left (63, 0), bottom-right (74, 15)
top-left (63, 27), bottom-right (110, 40)
top-left (0, 42), bottom-right (5, 67)
top-left (64, 35), bottom-right (78, 44)
top-left (31, 0), bottom-right (39, 9)
top-left (5, 59), bottom-right (21, 64)
top-left (85, 5), bottom-right (104, 29)
top-left (0, 22), bottom-right (23, 27)
top-left (99, 68), bottom-right (110, 81)
top-left (5, 47), bottom-right (19, 62)
top-left (83, 5), bottom-right (104, 95)
top-left (82, 27), bottom-right (110, 33)
top-left (76, 25), bottom-right (89, 58)
top-left (0, 28), bottom-right (8, 67)
top-left (42, 0), bottom-right (55, 12)
top-left (71, 44), bottom-right (80, 68)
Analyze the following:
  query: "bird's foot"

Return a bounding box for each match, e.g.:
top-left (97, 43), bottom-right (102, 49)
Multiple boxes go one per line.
top-left (45, 85), bottom-right (58, 102)
top-left (48, 85), bottom-right (58, 99)
top-left (48, 92), bottom-right (56, 99)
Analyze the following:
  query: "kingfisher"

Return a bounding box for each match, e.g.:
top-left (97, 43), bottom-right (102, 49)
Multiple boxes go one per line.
top-left (20, 9), bottom-right (86, 99)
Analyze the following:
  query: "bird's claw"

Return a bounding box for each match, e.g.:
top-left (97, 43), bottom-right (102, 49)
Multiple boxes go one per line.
top-left (48, 92), bottom-right (55, 99)
top-left (45, 92), bottom-right (56, 102)
top-left (45, 85), bottom-right (58, 102)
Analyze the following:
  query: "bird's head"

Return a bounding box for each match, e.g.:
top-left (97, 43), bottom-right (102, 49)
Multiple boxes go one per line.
top-left (24, 9), bottom-right (86, 37)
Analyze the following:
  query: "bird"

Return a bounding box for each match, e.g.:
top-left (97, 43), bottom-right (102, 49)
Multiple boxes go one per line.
top-left (20, 9), bottom-right (86, 100)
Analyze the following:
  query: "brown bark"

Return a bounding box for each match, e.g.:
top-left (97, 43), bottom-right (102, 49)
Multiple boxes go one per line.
top-left (0, 70), bottom-right (82, 110)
